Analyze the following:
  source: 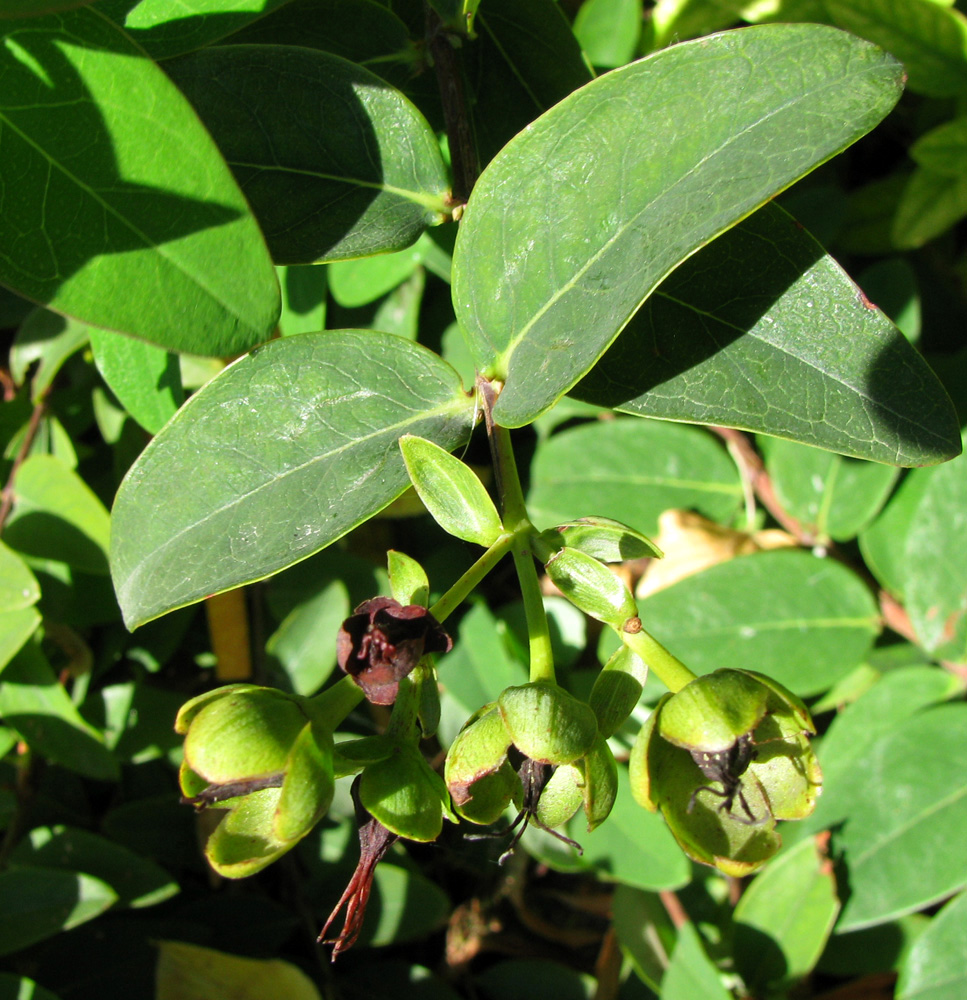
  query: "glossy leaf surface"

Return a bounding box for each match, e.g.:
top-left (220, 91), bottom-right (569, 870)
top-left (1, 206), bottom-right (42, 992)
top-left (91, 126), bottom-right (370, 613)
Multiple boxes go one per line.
top-left (635, 550), bottom-right (880, 696)
top-left (575, 205), bottom-right (961, 465)
top-left (0, 7), bottom-right (280, 356)
top-left (111, 332), bottom-right (473, 628)
top-left (527, 419), bottom-right (741, 537)
top-left (165, 45), bottom-right (449, 265)
top-left (835, 704), bottom-right (967, 931)
top-left (452, 24), bottom-right (903, 427)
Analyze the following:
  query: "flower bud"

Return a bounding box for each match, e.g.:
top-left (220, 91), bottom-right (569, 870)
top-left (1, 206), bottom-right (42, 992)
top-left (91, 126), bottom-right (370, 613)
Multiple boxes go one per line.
top-left (445, 705), bottom-right (517, 825)
top-left (177, 685), bottom-right (335, 877)
top-left (629, 669), bottom-right (821, 876)
top-left (498, 682), bottom-right (598, 765)
top-left (545, 547), bottom-right (639, 628)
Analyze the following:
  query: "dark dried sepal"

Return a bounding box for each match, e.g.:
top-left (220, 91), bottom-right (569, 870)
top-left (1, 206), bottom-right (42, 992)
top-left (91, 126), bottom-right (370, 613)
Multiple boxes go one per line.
top-left (337, 597), bottom-right (452, 705)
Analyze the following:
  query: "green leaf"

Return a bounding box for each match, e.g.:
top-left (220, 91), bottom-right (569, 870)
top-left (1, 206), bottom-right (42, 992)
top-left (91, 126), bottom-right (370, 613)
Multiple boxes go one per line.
top-left (89, 326), bottom-right (183, 435)
top-left (805, 666), bottom-right (964, 835)
top-left (859, 467), bottom-right (936, 597)
top-left (111, 331), bottom-right (473, 628)
top-left (611, 885), bottom-right (677, 993)
top-left (156, 941), bottom-right (321, 1000)
top-left (97, 0), bottom-right (292, 60)
top-left (903, 443), bottom-right (967, 652)
top-left (897, 891), bottom-right (967, 1000)
top-left (329, 235), bottom-right (435, 308)
top-left (10, 825), bottom-right (178, 909)
top-left (835, 704), bottom-right (967, 931)
top-left (571, 765), bottom-right (691, 891)
top-left (573, 0), bottom-right (642, 68)
top-left (911, 116), bottom-right (967, 176)
top-left (661, 920), bottom-right (732, 1000)
top-left (733, 837), bottom-right (841, 991)
top-left (0, 8), bottom-right (280, 356)
top-left (266, 579), bottom-right (350, 696)
top-left (574, 205), bottom-right (962, 466)
top-left (400, 435), bottom-right (502, 546)
top-left (527, 418), bottom-right (742, 538)
top-left (452, 23), bottom-right (903, 427)
top-left (758, 437), bottom-right (899, 540)
top-left (3, 454), bottom-right (111, 575)
top-left (0, 867), bottom-right (117, 956)
top-left (634, 550), bottom-right (880, 696)
top-left (364, 864), bottom-right (451, 948)
top-left (0, 540), bottom-right (40, 612)
top-left (1, 1), bottom-right (95, 15)
top-left (164, 46), bottom-right (450, 265)
top-left (0, 642), bottom-right (119, 780)
top-left (277, 265), bottom-right (327, 336)
top-left (893, 167), bottom-right (967, 248)
top-left (9, 309), bottom-right (88, 401)
top-left (220, 0), bottom-right (416, 90)
top-left (0, 607), bottom-right (41, 675)
top-left (824, 0), bottom-right (967, 97)
top-left (464, 0), bottom-right (593, 167)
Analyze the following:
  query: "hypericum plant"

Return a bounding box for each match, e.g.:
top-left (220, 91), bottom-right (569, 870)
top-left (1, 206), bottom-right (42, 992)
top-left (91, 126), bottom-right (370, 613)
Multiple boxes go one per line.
top-left (1, 0), bottom-right (963, 972)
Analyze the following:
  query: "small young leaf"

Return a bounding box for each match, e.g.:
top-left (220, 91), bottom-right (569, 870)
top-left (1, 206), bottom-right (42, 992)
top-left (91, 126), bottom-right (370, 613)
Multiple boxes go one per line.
top-left (400, 435), bottom-right (502, 546)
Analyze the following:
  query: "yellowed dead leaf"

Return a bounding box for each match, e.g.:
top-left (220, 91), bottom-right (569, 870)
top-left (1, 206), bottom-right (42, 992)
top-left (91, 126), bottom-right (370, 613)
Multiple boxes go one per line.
top-left (635, 510), bottom-right (796, 598)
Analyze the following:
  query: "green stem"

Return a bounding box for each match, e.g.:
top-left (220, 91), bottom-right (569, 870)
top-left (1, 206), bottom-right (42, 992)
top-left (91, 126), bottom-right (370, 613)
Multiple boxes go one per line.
top-left (620, 625), bottom-right (696, 693)
top-left (430, 530), bottom-right (514, 624)
top-left (490, 423), bottom-right (555, 684)
top-left (306, 675), bottom-right (365, 729)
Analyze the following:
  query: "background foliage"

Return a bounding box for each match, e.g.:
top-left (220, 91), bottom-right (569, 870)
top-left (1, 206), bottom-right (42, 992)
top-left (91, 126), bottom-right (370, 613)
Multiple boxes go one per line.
top-left (2, 1), bottom-right (967, 999)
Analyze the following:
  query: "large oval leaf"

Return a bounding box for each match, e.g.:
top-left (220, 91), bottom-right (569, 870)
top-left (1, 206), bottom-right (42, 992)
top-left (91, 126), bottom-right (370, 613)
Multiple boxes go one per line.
top-left (96, 0), bottom-right (291, 60)
top-left (164, 45), bottom-right (450, 265)
top-left (451, 23), bottom-right (903, 427)
top-left (573, 205), bottom-right (961, 467)
top-left (634, 550), bottom-right (880, 696)
top-left (0, 8), bottom-right (279, 356)
top-left (835, 704), bottom-right (967, 931)
top-left (527, 419), bottom-right (742, 537)
top-left (111, 331), bottom-right (474, 628)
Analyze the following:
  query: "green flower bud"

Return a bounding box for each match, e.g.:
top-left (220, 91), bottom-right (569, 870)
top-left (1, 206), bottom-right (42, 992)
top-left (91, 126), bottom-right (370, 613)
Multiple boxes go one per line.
top-left (545, 547), bottom-right (639, 629)
top-left (498, 682), bottom-right (598, 765)
top-left (629, 669), bottom-right (821, 876)
top-left (177, 685), bottom-right (335, 878)
top-left (445, 705), bottom-right (517, 824)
